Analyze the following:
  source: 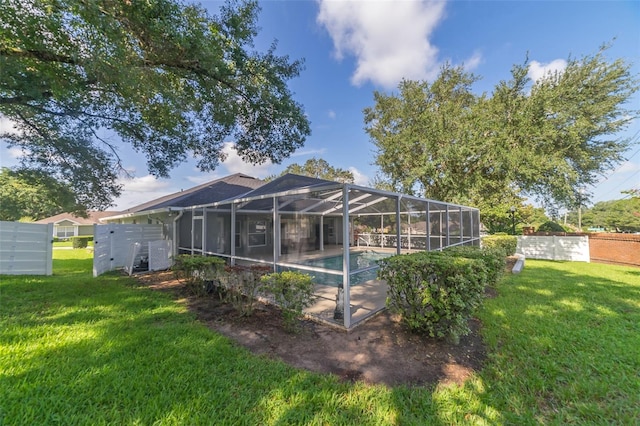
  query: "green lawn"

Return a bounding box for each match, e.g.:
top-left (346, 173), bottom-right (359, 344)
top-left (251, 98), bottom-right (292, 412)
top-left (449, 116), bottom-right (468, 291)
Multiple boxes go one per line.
top-left (1, 251), bottom-right (638, 425)
top-left (53, 240), bottom-right (93, 248)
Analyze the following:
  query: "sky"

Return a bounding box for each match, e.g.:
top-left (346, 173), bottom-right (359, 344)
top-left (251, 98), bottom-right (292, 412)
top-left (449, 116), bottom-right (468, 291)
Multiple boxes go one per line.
top-left (1, 0), bottom-right (639, 211)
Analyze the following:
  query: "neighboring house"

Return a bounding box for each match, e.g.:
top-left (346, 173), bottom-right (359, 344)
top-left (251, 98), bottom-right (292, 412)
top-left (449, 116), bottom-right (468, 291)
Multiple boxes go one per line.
top-left (35, 211), bottom-right (120, 238)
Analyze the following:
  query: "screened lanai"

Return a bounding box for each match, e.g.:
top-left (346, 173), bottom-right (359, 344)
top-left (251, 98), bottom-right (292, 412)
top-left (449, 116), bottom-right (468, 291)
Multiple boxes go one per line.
top-left (176, 174), bottom-right (480, 329)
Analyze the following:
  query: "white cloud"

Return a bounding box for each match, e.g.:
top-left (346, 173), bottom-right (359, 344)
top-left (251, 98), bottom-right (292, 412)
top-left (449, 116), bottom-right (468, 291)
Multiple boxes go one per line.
top-left (463, 50), bottom-right (482, 72)
top-left (0, 115), bottom-right (20, 136)
top-left (317, 0), bottom-right (447, 88)
top-left (528, 59), bottom-right (567, 82)
top-left (0, 116), bottom-right (23, 167)
top-left (349, 167), bottom-right (368, 186)
top-left (328, 109), bottom-right (337, 119)
top-left (291, 147), bottom-right (327, 157)
top-left (185, 173), bottom-right (223, 185)
top-left (221, 142), bottom-right (273, 178)
top-left (7, 147), bottom-right (22, 159)
top-left (0, 142), bottom-right (23, 168)
top-left (119, 175), bottom-right (171, 193)
top-left (112, 175), bottom-right (174, 210)
top-left (615, 161), bottom-right (640, 174)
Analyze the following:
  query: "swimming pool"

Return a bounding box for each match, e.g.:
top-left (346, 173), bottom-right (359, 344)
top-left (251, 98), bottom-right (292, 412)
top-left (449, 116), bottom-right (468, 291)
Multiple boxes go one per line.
top-left (283, 250), bottom-right (392, 287)
top-left (301, 250), bottom-right (390, 270)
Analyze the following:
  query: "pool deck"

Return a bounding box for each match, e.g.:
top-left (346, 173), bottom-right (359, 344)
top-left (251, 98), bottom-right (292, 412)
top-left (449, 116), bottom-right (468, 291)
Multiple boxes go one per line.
top-left (246, 245), bottom-right (403, 330)
top-left (304, 279), bottom-right (389, 329)
top-left (282, 246), bottom-right (392, 329)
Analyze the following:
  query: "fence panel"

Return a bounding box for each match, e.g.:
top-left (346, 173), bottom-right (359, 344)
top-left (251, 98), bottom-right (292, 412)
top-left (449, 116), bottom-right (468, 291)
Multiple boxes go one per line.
top-left (517, 235), bottom-right (590, 262)
top-left (149, 240), bottom-right (172, 272)
top-left (93, 224), bottom-right (164, 276)
top-left (0, 221), bottom-right (53, 275)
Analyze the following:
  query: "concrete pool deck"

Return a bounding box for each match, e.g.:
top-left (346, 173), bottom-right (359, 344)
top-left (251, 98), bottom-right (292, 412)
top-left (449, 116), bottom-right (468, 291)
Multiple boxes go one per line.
top-left (244, 246), bottom-right (400, 329)
top-left (303, 279), bottom-right (389, 329)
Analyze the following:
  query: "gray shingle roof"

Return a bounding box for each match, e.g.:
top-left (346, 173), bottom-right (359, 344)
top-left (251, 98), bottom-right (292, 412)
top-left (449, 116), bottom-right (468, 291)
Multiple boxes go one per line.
top-left (122, 173), bottom-right (264, 213)
top-left (238, 174), bottom-right (337, 199)
top-left (34, 211), bottom-right (121, 225)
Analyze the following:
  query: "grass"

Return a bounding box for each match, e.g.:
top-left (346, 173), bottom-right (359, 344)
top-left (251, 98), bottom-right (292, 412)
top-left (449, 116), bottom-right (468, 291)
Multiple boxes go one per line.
top-left (53, 240), bottom-right (93, 248)
top-left (1, 252), bottom-right (638, 425)
top-left (476, 261), bottom-right (640, 424)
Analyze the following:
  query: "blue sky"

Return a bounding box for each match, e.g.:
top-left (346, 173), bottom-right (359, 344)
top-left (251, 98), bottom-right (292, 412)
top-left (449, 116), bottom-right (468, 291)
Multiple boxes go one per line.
top-left (1, 0), bottom-right (639, 211)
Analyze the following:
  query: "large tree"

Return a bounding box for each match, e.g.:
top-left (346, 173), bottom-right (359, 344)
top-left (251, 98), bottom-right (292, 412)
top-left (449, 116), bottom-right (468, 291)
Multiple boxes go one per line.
top-left (265, 158), bottom-right (354, 183)
top-left (0, 167), bottom-right (81, 221)
top-left (364, 45), bottom-right (638, 213)
top-left (567, 198), bottom-right (640, 232)
top-left (0, 0), bottom-right (310, 210)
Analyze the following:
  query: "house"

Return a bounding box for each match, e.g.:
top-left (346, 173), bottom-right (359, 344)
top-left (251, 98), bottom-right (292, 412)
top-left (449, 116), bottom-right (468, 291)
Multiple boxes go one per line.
top-left (103, 173), bottom-right (265, 253)
top-left (102, 173), bottom-right (481, 328)
top-left (35, 211), bottom-right (120, 239)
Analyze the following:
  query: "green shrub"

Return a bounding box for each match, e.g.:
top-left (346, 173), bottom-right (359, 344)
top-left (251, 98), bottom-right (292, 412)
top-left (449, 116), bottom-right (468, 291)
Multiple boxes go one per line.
top-left (221, 264), bottom-right (272, 316)
top-left (537, 221), bottom-right (566, 233)
top-left (444, 245), bottom-right (506, 286)
top-left (71, 236), bottom-right (90, 249)
top-left (172, 254), bottom-right (225, 296)
top-left (378, 251), bottom-right (488, 342)
top-left (482, 234), bottom-right (517, 256)
top-left (262, 271), bottom-right (316, 332)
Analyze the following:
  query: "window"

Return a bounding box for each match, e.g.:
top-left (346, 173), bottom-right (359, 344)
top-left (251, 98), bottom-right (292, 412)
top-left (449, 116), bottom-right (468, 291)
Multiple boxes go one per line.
top-left (248, 220), bottom-right (267, 247)
top-left (56, 226), bottom-right (75, 238)
top-left (235, 220), bottom-right (241, 248)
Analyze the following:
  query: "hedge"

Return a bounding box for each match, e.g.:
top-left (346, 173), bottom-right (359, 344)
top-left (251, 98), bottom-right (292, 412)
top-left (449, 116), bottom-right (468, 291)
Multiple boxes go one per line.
top-left (482, 234), bottom-right (517, 257)
top-left (378, 251), bottom-right (488, 342)
top-left (444, 245), bottom-right (506, 286)
top-left (70, 236), bottom-right (93, 248)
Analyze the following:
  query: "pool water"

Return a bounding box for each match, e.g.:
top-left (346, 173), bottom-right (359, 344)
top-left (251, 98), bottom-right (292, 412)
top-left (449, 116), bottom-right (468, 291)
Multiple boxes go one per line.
top-left (291, 250), bottom-right (392, 287)
top-left (301, 250), bottom-right (390, 271)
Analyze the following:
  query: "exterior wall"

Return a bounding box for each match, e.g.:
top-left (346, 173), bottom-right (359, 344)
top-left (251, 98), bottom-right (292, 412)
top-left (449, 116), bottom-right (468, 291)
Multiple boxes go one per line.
top-left (77, 225), bottom-right (94, 236)
top-left (588, 233), bottom-right (640, 267)
top-left (0, 221), bottom-right (53, 275)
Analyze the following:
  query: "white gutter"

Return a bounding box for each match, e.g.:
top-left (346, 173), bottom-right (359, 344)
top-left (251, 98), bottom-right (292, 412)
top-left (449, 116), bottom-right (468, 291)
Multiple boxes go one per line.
top-left (100, 207), bottom-right (181, 222)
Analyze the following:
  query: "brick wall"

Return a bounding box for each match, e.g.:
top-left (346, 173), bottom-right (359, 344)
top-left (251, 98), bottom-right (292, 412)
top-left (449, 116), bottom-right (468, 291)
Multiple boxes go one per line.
top-left (588, 233), bottom-right (640, 267)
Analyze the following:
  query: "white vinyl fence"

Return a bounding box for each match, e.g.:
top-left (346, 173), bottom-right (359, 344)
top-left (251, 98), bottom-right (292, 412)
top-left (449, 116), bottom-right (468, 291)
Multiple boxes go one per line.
top-left (148, 239), bottom-right (172, 272)
top-left (517, 235), bottom-right (590, 262)
top-left (93, 224), bottom-right (165, 276)
top-left (0, 221), bottom-right (53, 275)
top-left (122, 239), bottom-right (172, 275)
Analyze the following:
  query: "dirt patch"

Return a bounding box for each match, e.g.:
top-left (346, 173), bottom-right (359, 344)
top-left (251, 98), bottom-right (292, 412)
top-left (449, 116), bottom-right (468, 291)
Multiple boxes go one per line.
top-left (135, 271), bottom-right (490, 388)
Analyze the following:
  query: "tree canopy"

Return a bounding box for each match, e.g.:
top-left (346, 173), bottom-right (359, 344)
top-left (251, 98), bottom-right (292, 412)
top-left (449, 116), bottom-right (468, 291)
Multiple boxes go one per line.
top-left (265, 158), bottom-right (354, 183)
top-left (364, 45), bottom-right (638, 214)
top-left (481, 202), bottom-right (549, 235)
top-left (567, 198), bottom-right (640, 232)
top-left (0, 0), bottom-right (310, 210)
top-left (0, 167), bottom-right (81, 221)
